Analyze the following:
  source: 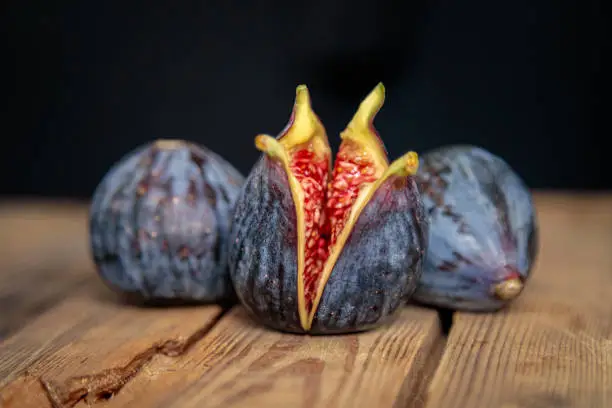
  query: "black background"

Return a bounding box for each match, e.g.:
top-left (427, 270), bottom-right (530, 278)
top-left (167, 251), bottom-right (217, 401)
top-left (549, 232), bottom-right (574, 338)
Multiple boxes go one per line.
top-left (2, 0), bottom-right (608, 198)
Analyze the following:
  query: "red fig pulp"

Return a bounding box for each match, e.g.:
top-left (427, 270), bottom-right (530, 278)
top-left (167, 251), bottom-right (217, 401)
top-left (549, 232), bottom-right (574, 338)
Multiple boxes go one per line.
top-left (231, 84), bottom-right (426, 333)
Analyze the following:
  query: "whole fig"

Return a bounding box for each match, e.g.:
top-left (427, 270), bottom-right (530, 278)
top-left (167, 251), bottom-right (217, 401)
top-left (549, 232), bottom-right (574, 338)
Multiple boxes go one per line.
top-left (228, 84), bottom-right (428, 334)
top-left (413, 145), bottom-right (538, 312)
top-left (89, 139), bottom-right (245, 303)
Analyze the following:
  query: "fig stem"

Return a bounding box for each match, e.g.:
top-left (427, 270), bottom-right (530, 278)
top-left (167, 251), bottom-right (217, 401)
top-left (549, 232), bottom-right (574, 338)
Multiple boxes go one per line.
top-left (154, 139), bottom-right (185, 150)
top-left (492, 278), bottom-right (523, 301)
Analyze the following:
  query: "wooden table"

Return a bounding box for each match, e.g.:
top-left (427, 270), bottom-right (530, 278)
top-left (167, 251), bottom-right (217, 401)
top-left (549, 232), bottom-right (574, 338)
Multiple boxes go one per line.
top-left (0, 193), bottom-right (610, 408)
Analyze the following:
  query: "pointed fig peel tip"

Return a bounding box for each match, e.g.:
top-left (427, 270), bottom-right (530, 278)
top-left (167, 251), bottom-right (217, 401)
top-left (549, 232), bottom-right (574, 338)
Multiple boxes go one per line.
top-left (279, 84), bottom-right (329, 150)
top-left (401, 152), bottom-right (419, 176)
top-left (292, 84), bottom-right (314, 125)
top-left (255, 134), bottom-right (287, 161)
top-left (385, 152), bottom-right (420, 178)
top-left (295, 84), bottom-right (311, 106)
top-left (344, 83), bottom-right (386, 136)
top-left (404, 152), bottom-right (419, 175)
top-left (339, 83), bottom-right (389, 168)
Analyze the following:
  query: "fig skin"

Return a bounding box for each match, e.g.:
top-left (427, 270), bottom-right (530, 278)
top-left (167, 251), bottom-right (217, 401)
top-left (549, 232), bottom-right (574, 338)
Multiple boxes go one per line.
top-left (89, 139), bottom-right (245, 304)
top-left (413, 145), bottom-right (539, 312)
top-left (228, 85), bottom-right (428, 334)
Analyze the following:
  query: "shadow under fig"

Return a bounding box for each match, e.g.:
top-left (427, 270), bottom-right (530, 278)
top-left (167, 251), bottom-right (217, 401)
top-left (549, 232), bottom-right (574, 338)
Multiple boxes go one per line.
top-left (435, 307), bottom-right (454, 336)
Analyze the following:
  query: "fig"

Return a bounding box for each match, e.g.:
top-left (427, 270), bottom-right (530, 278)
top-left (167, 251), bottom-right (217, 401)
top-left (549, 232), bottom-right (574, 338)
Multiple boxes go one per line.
top-left (413, 145), bottom-right (538, 312)
top-left (89, 139), bottom-right (245, 303)
top-left (228, 84), bottom-right (428, 334)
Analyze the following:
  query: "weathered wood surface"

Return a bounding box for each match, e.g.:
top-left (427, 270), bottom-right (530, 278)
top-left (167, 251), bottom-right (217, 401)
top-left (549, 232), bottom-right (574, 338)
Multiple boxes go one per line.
top-left (0, 201), bottom-right (96, 339)
top-left (425, 194), bottom-right (612, 408)
top-left (97, 307), bottom-right (442, 408)
top-left (0, 297), bottom-right (223, 408)
top-left (0, 193), bottom-right (610, 408)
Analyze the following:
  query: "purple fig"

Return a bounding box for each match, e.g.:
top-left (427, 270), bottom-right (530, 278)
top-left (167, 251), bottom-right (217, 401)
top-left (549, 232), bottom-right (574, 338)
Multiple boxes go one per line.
top-left (413, 145), bottom-right (538, 312)
top-left (228, 84), bottom-right (428, 334)
top-left (89, 139), bottom-right (245, 303)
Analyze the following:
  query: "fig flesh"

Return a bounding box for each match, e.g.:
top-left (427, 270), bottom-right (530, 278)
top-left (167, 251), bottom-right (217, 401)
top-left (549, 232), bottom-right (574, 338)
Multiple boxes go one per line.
top-left (89, 139), bottom-right (245, 303)
top-left (413, 145), bottom-right (538, 312)
top-left (229, 84), bottom-right (428, 334)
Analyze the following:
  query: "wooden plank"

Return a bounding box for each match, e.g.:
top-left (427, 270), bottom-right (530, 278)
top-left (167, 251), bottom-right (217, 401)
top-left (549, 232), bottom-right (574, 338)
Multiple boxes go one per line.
top-left (0, 293), bottom-right (223, 408)
top-left (0, 201), bottom-right (95, 339)
top-left (98, 306), bottom-right (443, 408)
top-left (0, 299), bottom-right (442, 408)
top-left (424, 193), bottom-right (612, 408)
top-left (0, 200), bottom-right (445, 408)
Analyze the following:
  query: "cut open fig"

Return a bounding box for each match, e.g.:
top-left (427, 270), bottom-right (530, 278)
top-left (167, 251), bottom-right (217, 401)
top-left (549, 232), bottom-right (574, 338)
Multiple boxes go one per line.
top-left (229, 84), bottom-right (428, 334)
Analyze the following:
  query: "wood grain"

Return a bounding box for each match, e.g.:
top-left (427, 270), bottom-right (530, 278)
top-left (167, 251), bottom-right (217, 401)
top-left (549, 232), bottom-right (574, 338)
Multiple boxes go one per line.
top-left (1, 193), bottom-right (610, 408)
top-left (0, 294), bottom-right (223, 407)
top-left (424, 193), bottom-right (612, 408)
top-left (97, 306), bottom-right (443, 408)
top-left (0, 199), bottom-right (446, 408)
top-left (0, 200), bottom-right (95, 339)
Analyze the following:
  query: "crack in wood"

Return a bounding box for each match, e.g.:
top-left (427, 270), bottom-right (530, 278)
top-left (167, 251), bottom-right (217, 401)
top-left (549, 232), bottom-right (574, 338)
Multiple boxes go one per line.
top-left (37, 307), bottom-right (230, 408)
